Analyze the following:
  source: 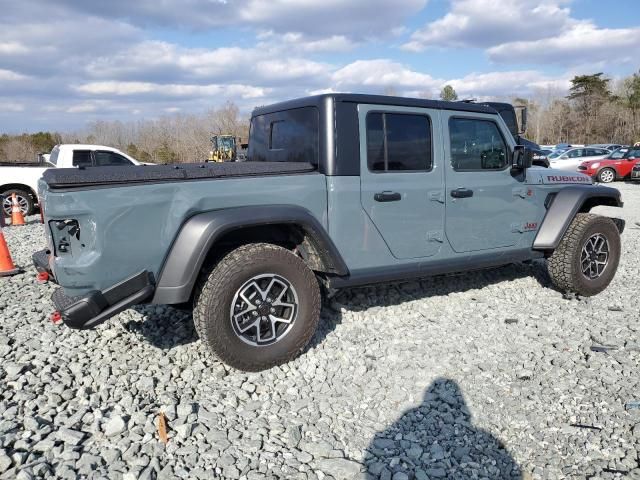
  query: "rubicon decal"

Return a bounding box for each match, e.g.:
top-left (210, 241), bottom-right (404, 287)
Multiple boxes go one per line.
top-left (523, 222), bottom-right (538, 231)
top-left (545, 175), bottom-right (591, 184)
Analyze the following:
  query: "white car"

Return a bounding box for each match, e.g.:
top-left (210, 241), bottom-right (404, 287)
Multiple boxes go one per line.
top-left (548, 147), bottom-right (610, 172)
top-left (1, 144), bottom-right (145, 216)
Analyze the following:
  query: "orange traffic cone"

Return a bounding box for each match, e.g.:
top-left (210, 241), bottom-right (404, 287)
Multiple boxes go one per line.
top-left (10, 193), bottom-right (26, 226)
top-left (0, 224), bottom-right (19, 276)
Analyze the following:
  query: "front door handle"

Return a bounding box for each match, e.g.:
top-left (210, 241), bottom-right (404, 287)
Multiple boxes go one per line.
top-left (374, 191), bottom-right (402, 202)
top-left (450, 188), bottom-right (473, 198)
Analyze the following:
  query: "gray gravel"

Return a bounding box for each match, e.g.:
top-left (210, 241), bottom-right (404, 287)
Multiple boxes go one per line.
top-left (1, 183), bottom-right (640, 480)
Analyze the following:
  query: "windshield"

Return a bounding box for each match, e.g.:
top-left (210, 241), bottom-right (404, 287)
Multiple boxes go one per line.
top-left (548, 151), bottom-right (563, 159)
top-left (218, 137), bottom-right (235, 150)
top-left (623, 148), bottom-right (640, 158)
top-left (607, 148), bottom-right (628, 159)
top-left (48, 146), bottom-right (60, 166)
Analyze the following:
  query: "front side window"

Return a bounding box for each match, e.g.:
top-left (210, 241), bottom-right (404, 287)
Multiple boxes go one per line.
top-left (449, 118), bottom-right (508, 170)
top-left (72, 150), bottom-right (92, 167)
top-left (366, 112), bottom-right (432, 172)
top-left (248, 106), bottom-right (319, 164)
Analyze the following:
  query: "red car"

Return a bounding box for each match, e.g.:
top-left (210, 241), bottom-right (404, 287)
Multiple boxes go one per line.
top-left (578, 147), bottom-right (640, 183)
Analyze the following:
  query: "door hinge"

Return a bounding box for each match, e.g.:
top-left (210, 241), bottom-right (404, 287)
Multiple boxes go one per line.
top-left (429, 191), bottom-right (445, 204)
top-left (427, 231), bottom-right (444, 243)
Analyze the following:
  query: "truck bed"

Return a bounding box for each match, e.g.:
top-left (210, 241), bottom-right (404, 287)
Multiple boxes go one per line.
top-left (0, 161), bottom-right (48, 167)
top-left (42, 161), bottom-right (316, 188)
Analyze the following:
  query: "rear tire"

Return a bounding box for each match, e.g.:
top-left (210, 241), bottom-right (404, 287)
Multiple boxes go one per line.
top-left (547, 213), bottom-right (620, 296)
top-left (597, 168), bottom-right (615, 183)
top-left (2, 189), bottom-right (34, 217)
top-left (193, 243), bottom-right (321, 371)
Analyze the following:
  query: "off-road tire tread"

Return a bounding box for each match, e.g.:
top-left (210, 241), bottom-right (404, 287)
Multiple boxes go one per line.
top-left (547, 213), bottom-right (620, 296)
top-left (193, 243), bottom-right (321, 371)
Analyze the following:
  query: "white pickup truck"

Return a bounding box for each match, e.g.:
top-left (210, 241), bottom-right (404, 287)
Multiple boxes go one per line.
top-left (1, 144), bottom-right (144, 216)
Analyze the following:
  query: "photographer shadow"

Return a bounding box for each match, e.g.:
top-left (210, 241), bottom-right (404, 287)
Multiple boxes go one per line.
top-left (364, 378), bottom-right (522, 480)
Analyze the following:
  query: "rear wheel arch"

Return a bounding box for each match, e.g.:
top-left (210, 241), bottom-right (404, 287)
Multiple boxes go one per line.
top-left (152, 206), bottom-right (348, 305)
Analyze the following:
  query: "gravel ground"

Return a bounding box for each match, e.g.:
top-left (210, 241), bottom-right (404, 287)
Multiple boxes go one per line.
top-left (1, 182), bottom-right (639, 480)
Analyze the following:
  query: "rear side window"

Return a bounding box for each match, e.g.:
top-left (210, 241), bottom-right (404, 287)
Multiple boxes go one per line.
top-left (566, 149), bottom-right (584, 158)
top-left (249, 106), bottom-right (319, 164)
top-left (366, 112), bottom-right (432, 172)
top-left (72, 150), bottom-right (92, 167)
top-left (449, 118), bottom-right (508, 170)
top-left (94, 151), bottom-right (133, 166)
top-left (586, 148), bottom-right (607, 156)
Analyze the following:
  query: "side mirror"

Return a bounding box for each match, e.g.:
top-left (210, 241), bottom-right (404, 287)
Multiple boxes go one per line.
top-left (513, 145), bottom-right (533, 170)
top-left (514, 105), bottom-right (527, 135)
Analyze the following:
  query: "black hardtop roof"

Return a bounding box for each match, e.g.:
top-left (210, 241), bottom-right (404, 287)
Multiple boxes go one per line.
top-left (252, 93), bottom-right (498, 117)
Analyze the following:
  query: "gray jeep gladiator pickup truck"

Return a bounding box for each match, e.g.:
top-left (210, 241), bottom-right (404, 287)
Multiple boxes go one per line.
top-left (34, 94), bottom-right (624, 371)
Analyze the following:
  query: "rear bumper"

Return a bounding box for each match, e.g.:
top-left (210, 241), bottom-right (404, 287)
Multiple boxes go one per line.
top-left (33, 250), bottom-right (155, 329)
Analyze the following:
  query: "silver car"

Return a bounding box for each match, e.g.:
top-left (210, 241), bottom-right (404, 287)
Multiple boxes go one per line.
top-left (548, 147), bottom-right (610, 171)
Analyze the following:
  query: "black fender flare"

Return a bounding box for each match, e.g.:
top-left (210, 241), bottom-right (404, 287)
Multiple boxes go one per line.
top-left (152, 205), bottom-right (348, 304)
top-left (532, 185), bottom-right (623, 250)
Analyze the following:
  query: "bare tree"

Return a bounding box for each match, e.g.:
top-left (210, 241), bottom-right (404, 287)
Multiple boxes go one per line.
top-left (0, 138), bottom-right (38, 162)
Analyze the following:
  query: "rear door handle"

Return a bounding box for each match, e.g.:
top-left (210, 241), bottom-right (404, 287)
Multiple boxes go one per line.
top-left (374, 191), bottom-right (402, 202)
top-left (450, 188), bottom-right (473, 198)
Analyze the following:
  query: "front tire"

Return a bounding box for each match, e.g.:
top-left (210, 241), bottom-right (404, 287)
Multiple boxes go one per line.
top-left (597, 168), bottom-right (616, 183)
top-left (193, 243), bottom-right (321, 371)
top-left (547, 213), bottom-right (621, 296)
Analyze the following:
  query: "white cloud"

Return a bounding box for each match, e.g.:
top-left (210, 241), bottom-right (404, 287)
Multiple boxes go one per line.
top-left (76, 81), bottom-right (269, 99)
top-left (403, 0), bottom-right (574, 51)
top-left (85, 41), bottom-right (332, 85)
top-left (43, 0), bottom-right (427, 39)
top-left (0, 42), bottom-right (29, 55)
top-left (447, 70), bottom-right (572, 98)
top-left (0, 69), bottom-right (28, 81)
top-left (0, 102), bottom-right (24, 112)
top-left (332, 60), bottom-right (441, 91)
top-left (255, 58), bottom-right (330, 81)
top-left (403, 0), bottom-right (640, 68)
top-left (66, 103), bottom-right (100, 114)
top-left (488, 23), bottom-right (640, 65)
top-left (331, 61), bottom-right (573, 99)
top-left (256, 31), bottom-right (357, 53)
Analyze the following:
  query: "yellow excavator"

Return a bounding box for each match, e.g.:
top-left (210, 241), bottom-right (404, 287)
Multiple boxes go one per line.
top-left (208, 135), bottom-right (237, 162)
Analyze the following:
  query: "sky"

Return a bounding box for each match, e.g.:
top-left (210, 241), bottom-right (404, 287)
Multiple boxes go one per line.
top-left (0, 0), bottom-right (638, 132)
